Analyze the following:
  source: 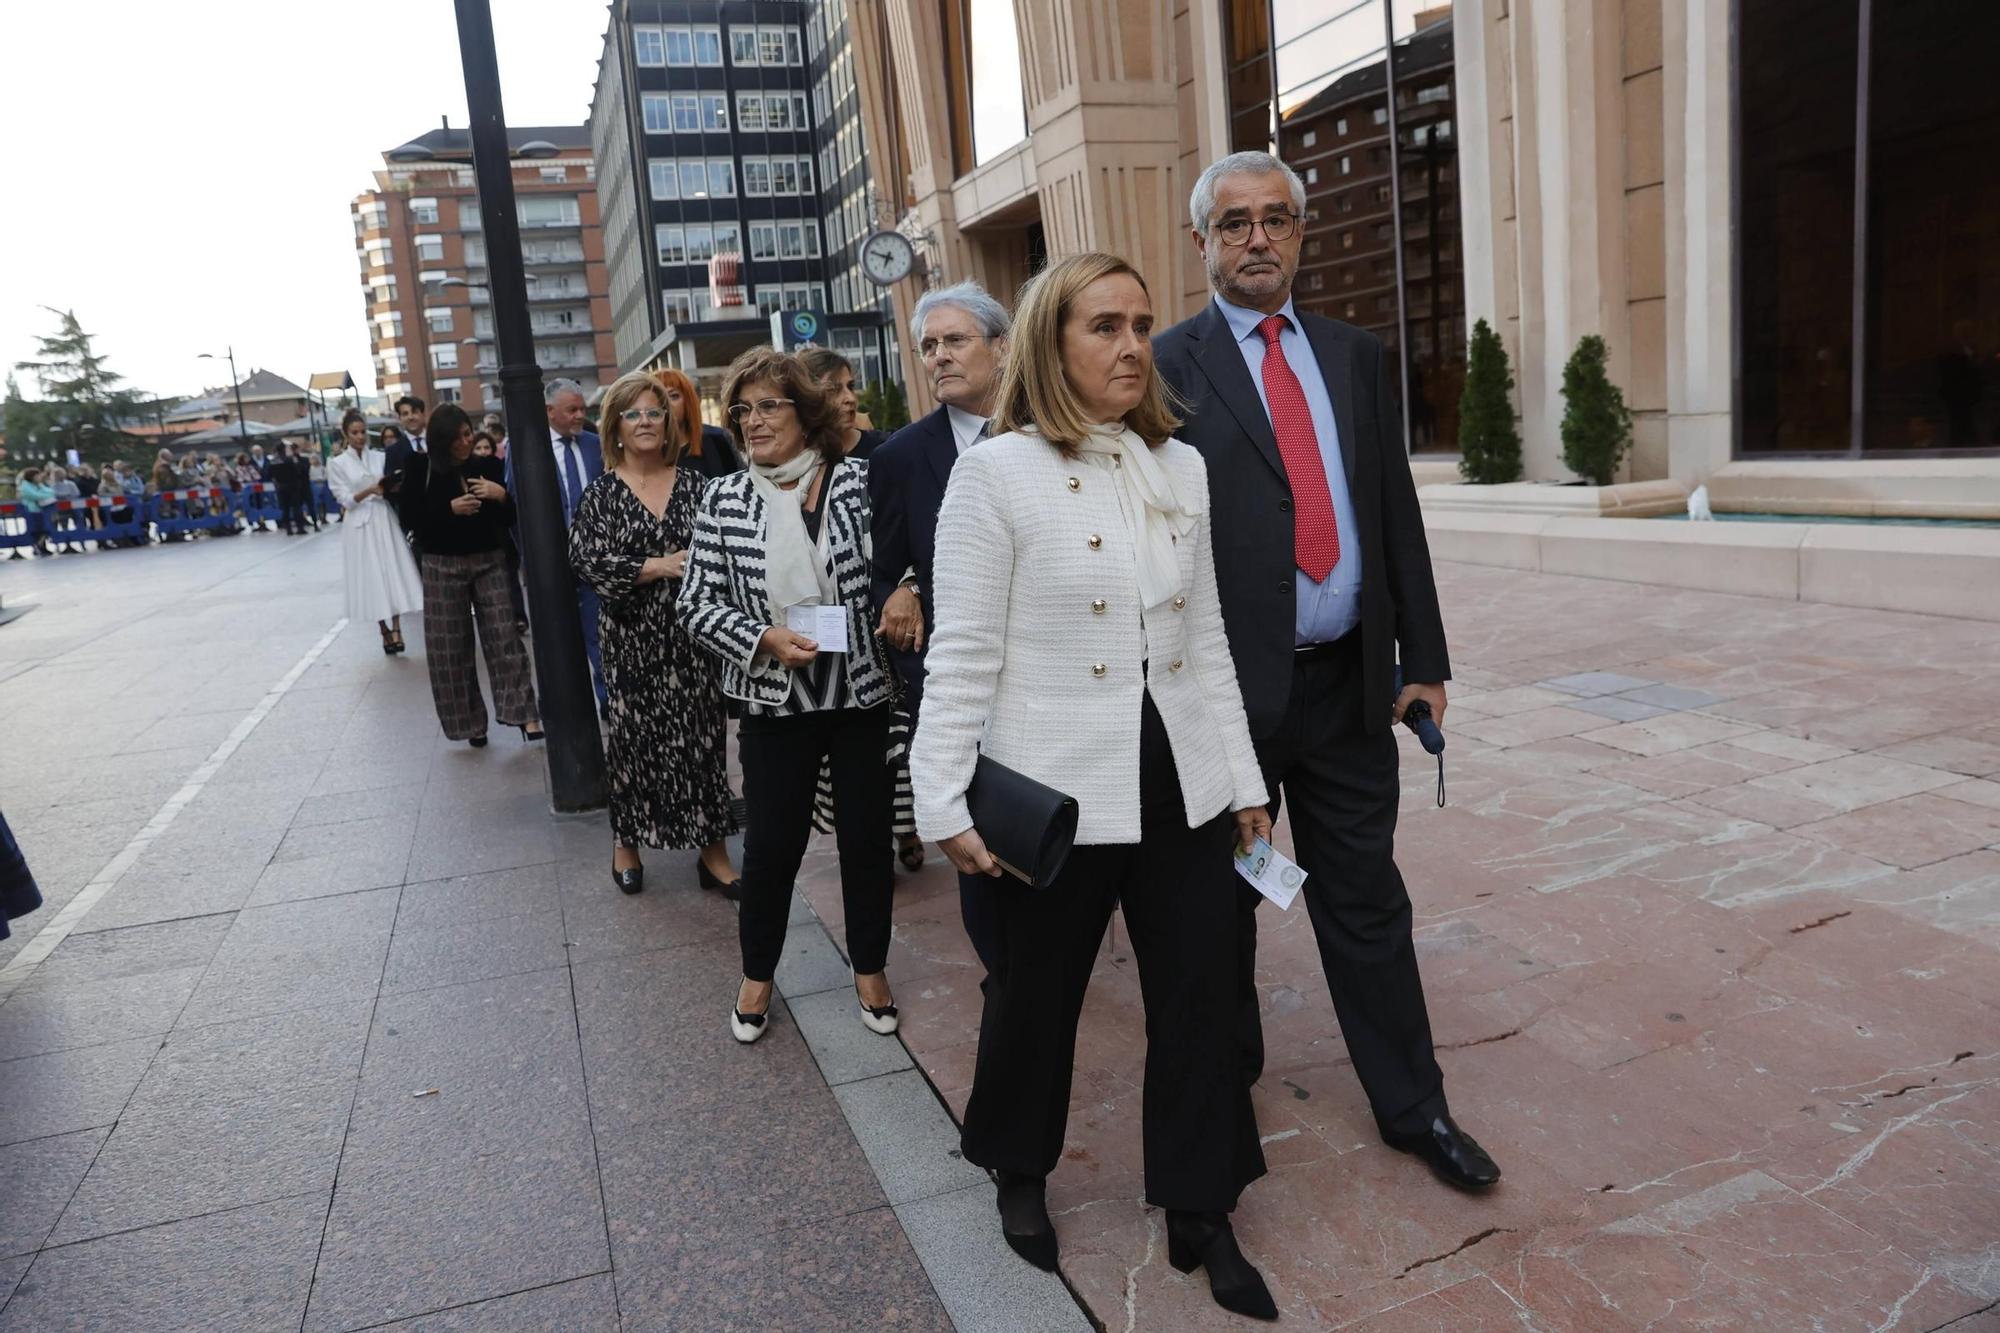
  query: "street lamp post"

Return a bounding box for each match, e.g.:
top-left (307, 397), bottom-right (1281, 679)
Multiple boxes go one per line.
top-left (198, 348), bottom-right (250, 448)
top-left (449, 0), bottom-right (606, 811)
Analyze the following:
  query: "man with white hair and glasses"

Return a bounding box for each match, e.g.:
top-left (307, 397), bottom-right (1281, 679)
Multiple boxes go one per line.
top-left (506, 377), bottom-right (607, 706)
top-left (1155, 150), bottom-right (1500, 1193)
top-left (868, 279), bottom-right (1010, 967)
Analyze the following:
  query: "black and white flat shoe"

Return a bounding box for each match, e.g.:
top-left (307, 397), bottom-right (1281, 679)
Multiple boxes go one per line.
top-left (730, 1006), bottom-right (769, 1044)
top-left (854, 973), bottom-right (898, 1034)
top-left (612, 865), bottom-right (644, 895)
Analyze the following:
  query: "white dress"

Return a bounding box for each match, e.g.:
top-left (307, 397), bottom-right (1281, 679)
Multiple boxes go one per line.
top-left (326, 448), bottom-right (423, 625)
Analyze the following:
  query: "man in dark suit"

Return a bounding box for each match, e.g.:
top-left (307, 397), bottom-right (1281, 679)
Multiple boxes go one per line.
top-left (382, 395), bottom-right (428, 526)
top-left (869, 280), bottom-right (1010, 967)
top-left (507, 378), bottom-right (606, 706)
top-left (1155, 151), bottom-right (1499, 1192)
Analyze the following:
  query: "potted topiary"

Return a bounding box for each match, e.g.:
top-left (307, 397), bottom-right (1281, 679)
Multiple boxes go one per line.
top-left (1456, 318), bottom-right (1522, 484)
top-left (1559, 334), bottom-right (1632, 486)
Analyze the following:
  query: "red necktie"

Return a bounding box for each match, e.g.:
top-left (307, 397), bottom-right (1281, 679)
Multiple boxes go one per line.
top-left (1256, 315), bottom-right (1340, 582)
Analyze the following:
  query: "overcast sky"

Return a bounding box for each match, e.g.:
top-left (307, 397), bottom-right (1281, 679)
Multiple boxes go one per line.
top-left (0, 0), bottom-right (607, 405)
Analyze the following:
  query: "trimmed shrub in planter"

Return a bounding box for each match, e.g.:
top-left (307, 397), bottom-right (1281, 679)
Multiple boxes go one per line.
top-left (1457, 318), bottom-right (1522, 484)
top-left (1559, 334), bottom-right (1633, 486)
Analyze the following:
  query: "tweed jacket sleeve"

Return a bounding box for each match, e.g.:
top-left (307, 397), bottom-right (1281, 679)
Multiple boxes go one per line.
top-left (677, 475), bottom-right (767, 675)
top-left (909, 446), bottom-right (1013, 841)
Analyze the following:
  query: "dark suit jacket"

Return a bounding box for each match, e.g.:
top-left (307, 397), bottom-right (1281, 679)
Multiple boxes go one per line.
top-left (867, 404), bottom-right (959, 707)
top-left (1154, 301), bottom-right (1449, 739)
top-left (503, 429), bottom-right (603, 525)
top-left (690, 424), bottom-right (744, 482)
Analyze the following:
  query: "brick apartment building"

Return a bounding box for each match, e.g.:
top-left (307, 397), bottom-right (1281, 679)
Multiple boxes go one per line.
top-left (350, 124), bottom-right (618, 413)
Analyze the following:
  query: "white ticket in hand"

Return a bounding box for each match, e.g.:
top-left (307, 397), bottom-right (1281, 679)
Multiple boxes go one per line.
top-left (785, 603), bottom-right (849, 653)
top-left (1234, 837), bottom-right (1306, 910)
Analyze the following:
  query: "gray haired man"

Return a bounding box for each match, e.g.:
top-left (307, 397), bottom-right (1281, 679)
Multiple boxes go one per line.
top-left (869, 279), bottom-right (1011, 967)
top-left (505, 377), bottom-right (606, 704)
top-left (1154, 151), bottom-right (1498, 1192)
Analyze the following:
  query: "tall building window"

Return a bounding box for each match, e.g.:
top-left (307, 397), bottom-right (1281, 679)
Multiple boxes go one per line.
top-left (415, 236), bottom-right (445, 262)
top-left (1738, 1), bottom-right (1999, 455)
top-left (1231, 0), bottom-right (1465, 454)
top-left (518, 196), bottom-right (580, 227)
top-left (409, 198), bottom-right (439, 224)
top-left (737, 92), bottom-right (765, 131)
top-left (730, 26), bottom-right (758, 65)
top-left (634, 27), bottom-right (664, 66)
top-left (642, 95), bottom-right (673, 134)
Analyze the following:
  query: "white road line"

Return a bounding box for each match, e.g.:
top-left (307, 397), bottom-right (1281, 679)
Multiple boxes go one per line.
top-left (0, 617), bottom-right (350, 1004)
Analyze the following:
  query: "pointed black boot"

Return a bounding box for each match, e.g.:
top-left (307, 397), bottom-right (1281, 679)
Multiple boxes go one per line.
top-left (1165, 1210), bottom-right (1278, 1321)
top-left (995, 1170), bottom-right (1059, 1272)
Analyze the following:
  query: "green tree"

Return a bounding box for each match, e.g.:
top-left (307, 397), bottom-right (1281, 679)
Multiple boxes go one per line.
top-left (856, 377), bottom-right (911, 433)
top-left (13, 308), bottom-right (145, 455)
top-left (1558, 333), bottom-right (1632, 486)
top-left (1456, 318), bottom-right (1522, 484)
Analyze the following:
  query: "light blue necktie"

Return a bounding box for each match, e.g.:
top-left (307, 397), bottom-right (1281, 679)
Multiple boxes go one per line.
top-left (559, 438), bottom-right (585, 523)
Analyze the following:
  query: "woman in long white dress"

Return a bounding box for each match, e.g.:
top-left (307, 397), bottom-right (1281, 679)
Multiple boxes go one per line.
top-left (326, 408), bottom-right (423, 654)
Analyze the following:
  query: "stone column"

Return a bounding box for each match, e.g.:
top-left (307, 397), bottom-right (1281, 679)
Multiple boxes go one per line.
top-left (1661, 0), bottom-right (1734, 484)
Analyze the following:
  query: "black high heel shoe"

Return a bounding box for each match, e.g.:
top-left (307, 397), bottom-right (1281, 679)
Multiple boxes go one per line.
top-left (519, 724), bottom-right (544, 743)
top-left (995, 1170), bottom-right (1059, 1273)
top-left (1165, 1211), bottom-right (1277, 1321)
top-left (697, 860), bottom-right (742, 901)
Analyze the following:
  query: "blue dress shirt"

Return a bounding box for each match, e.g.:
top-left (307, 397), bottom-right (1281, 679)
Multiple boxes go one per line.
top-left (1213, 294), bottom-right (1362, 644)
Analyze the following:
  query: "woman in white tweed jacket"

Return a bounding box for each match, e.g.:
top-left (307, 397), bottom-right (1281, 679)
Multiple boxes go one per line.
top-left (910, 253), bottom-right (1278, 1321)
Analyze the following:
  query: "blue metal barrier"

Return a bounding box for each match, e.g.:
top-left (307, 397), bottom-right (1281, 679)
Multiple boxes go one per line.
top-left (0, 502), bottom-right (42, 551)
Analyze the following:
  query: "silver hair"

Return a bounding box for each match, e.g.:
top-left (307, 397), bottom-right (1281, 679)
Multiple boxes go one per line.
top-left (909, 280), bottom-right (1010, 344)
top-left (1188, 151), bottom-right (1308, 233)
top-left (543, 377), bottom-right (585, 405)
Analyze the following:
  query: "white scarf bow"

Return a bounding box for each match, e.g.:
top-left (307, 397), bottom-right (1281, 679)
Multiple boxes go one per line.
top-left (747, 449), bottom-right (830, 625)
top-left (1070, 423), bottom-right (1199, 609)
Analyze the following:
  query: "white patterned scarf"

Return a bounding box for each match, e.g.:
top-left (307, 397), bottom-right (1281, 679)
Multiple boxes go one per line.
top-left (747, 448), bottom-right (829, 624)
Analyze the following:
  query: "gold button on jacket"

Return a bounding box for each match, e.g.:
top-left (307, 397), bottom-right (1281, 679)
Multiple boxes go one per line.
top-left (1065, 476), bottom-right (1081, 491)
top-left (1087, 534), bottom-right (1103, 550)
top-left (1172, 595), bottom-right (1186, 610)
top-left (1169, 659), bottom-right (1185, 672)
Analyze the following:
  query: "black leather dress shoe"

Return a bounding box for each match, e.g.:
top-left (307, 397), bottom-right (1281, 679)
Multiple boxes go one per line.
top-left (994, 1170), bottom-right (1058, 1272)
top-left (697, 861), bottom-right (743, 902)
top-left (1385, 1114), bottom-right (1501, 1189)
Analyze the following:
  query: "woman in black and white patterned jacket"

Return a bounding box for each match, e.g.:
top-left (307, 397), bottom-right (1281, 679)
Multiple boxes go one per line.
top-left (679, 347), bottom-right (902, 1046)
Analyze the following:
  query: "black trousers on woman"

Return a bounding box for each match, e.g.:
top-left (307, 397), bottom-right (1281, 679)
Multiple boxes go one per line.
top-left (960, 695), bottom-right (1266, 1214)
top-left (738, 703), bottom-right (895, 982)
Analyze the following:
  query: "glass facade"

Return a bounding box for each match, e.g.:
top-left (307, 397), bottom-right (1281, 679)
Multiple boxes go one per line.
top-left (1738, 0), bottom-right (2000, 455)
top-left (1229, 0), bottom-right (1465, 454)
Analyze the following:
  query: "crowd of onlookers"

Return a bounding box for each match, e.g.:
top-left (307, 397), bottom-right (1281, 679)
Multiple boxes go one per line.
top-left (1, 441), bottom-right (337, 557)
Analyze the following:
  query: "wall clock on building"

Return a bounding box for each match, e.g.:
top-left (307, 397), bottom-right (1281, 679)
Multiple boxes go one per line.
top-left (861, 230), bottom-right (917, 287)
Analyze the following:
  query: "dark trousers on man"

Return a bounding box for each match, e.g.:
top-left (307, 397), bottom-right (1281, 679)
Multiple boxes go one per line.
top-left (1241, 630), bottom-right (1446, 1138)
top-left (962, 696), bottom-right (1266, 1212)
top-left (737, 704), bottom-right (895, 982)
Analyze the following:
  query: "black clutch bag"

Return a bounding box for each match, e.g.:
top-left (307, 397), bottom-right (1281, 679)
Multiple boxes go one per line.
top-left (965, 754), bottom-right (1079, 889)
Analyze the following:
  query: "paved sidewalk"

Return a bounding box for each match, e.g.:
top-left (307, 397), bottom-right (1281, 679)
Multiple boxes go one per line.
top-left (797, 561), bottom-right (2000, 1330)
top-left (0, 534), bottom-right (1084, 1332)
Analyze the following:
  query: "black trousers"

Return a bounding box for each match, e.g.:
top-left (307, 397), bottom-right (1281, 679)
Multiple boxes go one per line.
top-left (961, 696), bottom-right (1266, 1212)
top-left (738, 704), bottom-right (895, 982)
top-left (1239, 631), bottom-right (1446, 1136)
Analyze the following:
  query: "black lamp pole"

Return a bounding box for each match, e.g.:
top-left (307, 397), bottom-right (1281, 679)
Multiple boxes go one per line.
top-left (452, 0), bottom-right (607, 811)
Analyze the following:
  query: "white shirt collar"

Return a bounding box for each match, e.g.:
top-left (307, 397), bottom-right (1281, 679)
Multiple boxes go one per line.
top-left (945, 404), bottom-right (987, 454)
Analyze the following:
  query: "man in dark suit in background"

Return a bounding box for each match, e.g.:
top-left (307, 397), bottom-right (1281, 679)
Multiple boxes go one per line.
top-left (507, 378), bottom-right (606, 708)
top-left (1155, 150), bottom-right (1500, 1192)
top-left (869, 280), bottom-right (1010, 968)
top-left (382, 395), bottom-right (428, 527)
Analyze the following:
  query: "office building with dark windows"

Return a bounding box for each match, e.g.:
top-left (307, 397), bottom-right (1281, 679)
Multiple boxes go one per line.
top-left (847, 0), bottom-right (2000, 516)
top-left (590, 0), bottom-right (900, 411)
top-left (351, 125), bottom-right (616, 412)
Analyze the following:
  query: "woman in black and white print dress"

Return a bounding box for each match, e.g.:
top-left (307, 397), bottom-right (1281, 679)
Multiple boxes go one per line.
top-left (568, 370), bottom-right (740, 899)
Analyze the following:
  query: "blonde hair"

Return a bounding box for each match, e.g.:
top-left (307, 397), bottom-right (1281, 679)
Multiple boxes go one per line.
top-left (598, 370), bottom-right (685, 470)
top-left (989, 251), bottom-right (1181, 454)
